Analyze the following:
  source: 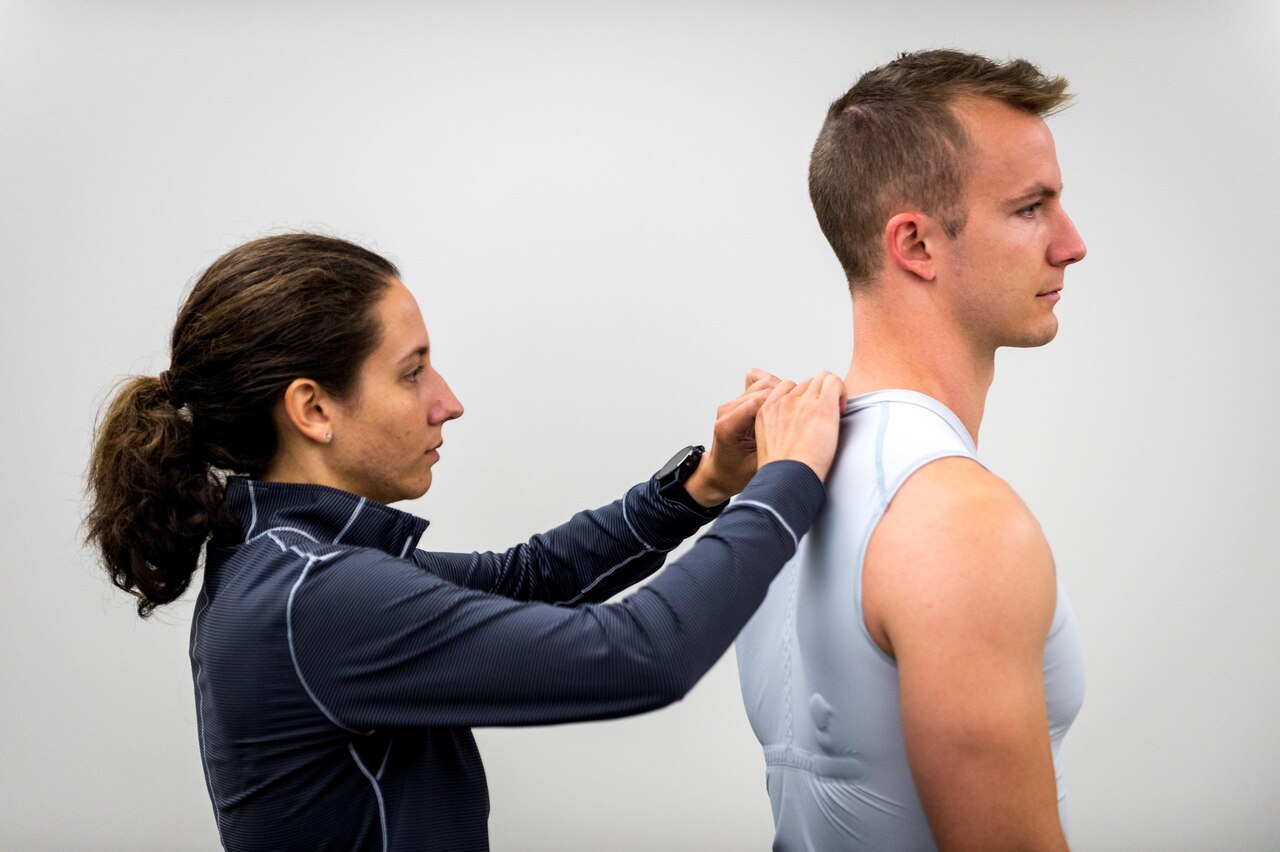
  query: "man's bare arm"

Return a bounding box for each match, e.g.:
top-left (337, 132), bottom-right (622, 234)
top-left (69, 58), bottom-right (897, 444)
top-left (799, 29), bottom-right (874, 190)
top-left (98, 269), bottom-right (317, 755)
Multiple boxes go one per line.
top-left (864, 457), bottom-right (1067, 851)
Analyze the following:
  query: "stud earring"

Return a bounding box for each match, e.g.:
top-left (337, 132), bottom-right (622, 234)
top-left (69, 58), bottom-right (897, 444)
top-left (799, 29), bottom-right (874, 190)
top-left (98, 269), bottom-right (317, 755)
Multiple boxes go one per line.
top-left (325, 431), bottom-right (333, 442)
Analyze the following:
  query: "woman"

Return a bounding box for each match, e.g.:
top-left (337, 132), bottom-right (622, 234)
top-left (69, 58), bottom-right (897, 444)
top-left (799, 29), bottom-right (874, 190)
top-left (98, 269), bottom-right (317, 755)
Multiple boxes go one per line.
top-left (86, 234), bottom-right (844, 852)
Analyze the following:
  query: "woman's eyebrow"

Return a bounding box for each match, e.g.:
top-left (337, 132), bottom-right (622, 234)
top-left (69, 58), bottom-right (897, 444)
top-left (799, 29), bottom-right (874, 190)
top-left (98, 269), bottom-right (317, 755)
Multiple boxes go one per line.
top-left (397, 345), bottom-right (430, 365)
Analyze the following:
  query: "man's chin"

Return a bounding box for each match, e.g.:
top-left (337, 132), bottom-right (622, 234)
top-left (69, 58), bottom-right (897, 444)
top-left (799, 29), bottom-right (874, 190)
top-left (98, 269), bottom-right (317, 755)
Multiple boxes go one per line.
top-left (1005, 317), bottom-right (1059, 349)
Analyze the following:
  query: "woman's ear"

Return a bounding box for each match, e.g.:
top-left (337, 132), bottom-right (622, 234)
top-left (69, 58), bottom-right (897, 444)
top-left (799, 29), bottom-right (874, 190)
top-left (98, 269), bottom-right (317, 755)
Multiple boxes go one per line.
top-left (280, 378), bottom-right (334, 445)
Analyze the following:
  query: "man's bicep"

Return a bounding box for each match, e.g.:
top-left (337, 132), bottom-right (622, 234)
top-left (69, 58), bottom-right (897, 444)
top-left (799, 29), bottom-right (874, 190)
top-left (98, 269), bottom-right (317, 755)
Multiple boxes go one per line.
top-left (865, 459), bottom-right (1066, 849)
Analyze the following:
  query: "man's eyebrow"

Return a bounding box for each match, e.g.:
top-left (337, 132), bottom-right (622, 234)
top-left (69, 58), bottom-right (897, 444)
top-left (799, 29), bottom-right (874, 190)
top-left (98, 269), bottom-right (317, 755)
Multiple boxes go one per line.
top-left (1011, 183), bottom-right (1063, 206)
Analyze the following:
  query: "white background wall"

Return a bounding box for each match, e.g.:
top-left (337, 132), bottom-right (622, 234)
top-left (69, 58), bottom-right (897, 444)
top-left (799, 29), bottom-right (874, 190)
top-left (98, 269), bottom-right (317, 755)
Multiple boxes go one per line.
top-left (3, 1), bottom-right (1278, 849)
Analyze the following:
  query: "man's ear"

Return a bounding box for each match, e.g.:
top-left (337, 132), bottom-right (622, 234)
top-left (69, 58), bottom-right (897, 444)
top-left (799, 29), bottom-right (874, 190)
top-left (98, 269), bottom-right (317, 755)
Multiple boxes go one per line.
top-left (883, 212), bottom-right (939, 282)
top-left (280, 378), bottom-right (333, 445)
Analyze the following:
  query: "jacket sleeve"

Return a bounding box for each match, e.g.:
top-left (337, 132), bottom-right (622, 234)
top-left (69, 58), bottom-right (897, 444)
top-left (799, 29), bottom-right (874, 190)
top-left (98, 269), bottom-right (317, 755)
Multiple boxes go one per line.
top-left (289, 462), bottom-right (822, 729)
top-left (410, 473), bottom-right (723, 605)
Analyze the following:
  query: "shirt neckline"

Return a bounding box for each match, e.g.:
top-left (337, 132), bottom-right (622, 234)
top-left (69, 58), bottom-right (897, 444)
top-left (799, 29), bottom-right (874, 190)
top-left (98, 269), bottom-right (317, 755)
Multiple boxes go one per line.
top-left (842, 389), bottom-right (976, 455)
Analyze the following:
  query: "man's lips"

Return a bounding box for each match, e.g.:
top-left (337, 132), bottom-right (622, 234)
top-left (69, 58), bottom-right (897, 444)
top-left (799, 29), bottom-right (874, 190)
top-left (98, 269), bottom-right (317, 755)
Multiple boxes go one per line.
top-left (1037, 286), bottom-right (1063, 298)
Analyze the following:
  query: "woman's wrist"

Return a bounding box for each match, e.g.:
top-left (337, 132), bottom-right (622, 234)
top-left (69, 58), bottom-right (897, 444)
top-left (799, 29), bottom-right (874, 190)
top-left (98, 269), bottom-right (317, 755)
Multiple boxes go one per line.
top-left (682, 463), bottom-right (734, 508)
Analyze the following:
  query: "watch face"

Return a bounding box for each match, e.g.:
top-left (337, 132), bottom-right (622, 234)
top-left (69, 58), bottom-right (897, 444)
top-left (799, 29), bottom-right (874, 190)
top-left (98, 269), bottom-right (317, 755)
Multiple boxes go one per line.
top-left (658, 445), bottom-right (703, 482)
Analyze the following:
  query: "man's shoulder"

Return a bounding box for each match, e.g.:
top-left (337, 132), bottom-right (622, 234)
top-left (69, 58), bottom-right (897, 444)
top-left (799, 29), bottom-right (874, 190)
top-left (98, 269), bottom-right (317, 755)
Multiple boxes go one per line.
top-left (863, 456), bottom-right (1054, 656)
top-left (886, 456), bottom-right (1035, 533)
top-left (874, 457), bottom-right (1047, 581)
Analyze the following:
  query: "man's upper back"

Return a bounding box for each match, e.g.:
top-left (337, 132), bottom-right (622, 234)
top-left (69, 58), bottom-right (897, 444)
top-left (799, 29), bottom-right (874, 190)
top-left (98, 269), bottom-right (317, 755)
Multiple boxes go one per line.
top-left (736, 390), bottom-right (1085, 850)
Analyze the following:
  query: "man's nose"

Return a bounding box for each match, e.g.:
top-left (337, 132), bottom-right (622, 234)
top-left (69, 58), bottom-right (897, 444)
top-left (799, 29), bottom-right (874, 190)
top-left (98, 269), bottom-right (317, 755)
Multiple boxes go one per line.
top-left (1051, 211), bottom-right (1087, 267)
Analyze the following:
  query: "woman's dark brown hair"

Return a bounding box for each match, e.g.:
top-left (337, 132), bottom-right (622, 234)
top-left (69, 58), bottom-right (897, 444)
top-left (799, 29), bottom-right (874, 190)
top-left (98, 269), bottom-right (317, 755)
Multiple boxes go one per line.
top-left (86, 233), bottom-right (398, 617)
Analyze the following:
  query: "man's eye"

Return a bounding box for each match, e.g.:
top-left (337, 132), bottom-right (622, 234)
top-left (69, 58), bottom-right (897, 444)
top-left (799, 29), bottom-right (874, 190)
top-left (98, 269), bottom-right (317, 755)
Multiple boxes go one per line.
top-left (1019, 203), bottom-right (1042, 218)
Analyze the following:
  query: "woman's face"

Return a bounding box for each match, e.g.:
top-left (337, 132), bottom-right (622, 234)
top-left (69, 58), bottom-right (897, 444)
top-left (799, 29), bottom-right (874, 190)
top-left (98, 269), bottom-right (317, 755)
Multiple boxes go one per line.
top-left (325, 279), bottom-right (464, 504)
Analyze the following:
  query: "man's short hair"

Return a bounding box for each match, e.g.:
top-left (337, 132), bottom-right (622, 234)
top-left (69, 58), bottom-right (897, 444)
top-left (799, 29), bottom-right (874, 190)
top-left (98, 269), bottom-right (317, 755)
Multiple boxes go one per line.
top-left (810, 49), bottom-right (1071, 292)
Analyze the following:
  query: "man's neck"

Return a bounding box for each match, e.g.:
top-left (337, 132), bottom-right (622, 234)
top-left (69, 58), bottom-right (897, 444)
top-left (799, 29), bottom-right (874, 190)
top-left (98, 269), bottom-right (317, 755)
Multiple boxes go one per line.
top-left (844, 299), bottom-right (995, 446)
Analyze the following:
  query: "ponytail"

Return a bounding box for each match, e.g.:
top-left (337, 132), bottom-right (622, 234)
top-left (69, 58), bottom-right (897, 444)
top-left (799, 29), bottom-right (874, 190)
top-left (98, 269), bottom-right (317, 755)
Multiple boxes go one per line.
top-left (86, 233), bottom-right (399, 617)
top-left (86, 375), bottom-right (229, 617)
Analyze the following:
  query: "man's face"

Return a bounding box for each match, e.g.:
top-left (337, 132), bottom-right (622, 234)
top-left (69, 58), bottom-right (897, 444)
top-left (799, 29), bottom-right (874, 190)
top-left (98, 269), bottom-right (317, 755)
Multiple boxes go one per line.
top-left (326, 279), bottom-right (464, 505)
top-left (938, 97), bottom-right (1087, 351)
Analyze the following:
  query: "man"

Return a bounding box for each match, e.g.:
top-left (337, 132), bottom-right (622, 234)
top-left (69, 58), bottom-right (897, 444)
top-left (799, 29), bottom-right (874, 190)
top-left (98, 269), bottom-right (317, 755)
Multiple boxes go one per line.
top-left (736, 50), bottom-right (1088, 850)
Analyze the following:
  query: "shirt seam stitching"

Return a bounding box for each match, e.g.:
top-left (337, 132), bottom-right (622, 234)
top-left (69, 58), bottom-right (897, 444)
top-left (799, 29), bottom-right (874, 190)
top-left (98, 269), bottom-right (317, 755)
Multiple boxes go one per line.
top-left (286, 552), bottom-right (372, 736)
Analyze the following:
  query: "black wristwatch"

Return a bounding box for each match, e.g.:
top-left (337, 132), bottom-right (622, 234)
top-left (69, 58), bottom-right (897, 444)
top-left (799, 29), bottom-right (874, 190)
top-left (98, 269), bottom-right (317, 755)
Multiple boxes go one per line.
top-left (656, 444), bottom-right (720, 514)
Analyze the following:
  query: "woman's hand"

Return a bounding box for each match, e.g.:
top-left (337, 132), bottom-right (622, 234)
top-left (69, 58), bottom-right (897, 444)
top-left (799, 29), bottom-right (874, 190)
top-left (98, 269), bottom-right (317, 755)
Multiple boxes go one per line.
top-left (753, 371), bottom-right (847, 483)
top-left (682, 368), bottom-right (782, 507)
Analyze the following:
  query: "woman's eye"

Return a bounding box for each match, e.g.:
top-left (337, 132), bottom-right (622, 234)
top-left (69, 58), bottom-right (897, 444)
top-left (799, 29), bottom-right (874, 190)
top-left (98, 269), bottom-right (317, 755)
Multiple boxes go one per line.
top-left (406, 367), bottom-right (424, 382)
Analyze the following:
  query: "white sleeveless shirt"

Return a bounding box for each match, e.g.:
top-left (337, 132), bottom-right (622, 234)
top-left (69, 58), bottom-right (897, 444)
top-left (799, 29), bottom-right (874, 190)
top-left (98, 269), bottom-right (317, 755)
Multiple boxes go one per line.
top-left (736, 390), bottom-right (1086, 851)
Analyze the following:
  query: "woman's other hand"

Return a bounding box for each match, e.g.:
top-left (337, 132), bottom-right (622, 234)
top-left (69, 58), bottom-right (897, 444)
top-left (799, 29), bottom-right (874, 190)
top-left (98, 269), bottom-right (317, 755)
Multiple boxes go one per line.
top-left (683, 368), bottom-right (781, 507)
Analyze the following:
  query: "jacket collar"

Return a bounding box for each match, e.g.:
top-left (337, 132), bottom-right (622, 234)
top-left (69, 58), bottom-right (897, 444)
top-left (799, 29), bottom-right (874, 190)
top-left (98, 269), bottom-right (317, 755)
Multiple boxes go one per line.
top-left (222, 477), bottom-right (430, 557)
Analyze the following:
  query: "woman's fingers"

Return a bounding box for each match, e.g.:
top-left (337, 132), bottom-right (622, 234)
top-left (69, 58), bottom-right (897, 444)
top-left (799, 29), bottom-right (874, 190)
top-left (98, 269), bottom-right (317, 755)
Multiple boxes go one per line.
top-left (744, 368), bottom-right (781, 392)
top-left (754, 371), bottom-right (845, 482)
